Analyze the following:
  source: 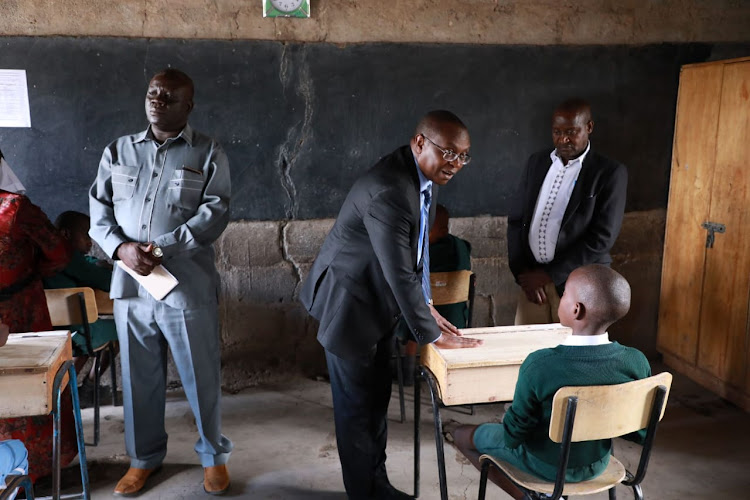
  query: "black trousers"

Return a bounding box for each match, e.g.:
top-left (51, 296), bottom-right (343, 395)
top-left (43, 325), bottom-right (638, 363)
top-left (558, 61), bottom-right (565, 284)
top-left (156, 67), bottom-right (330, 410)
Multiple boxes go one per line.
top-left (325, 335), bottom-right (394, 499)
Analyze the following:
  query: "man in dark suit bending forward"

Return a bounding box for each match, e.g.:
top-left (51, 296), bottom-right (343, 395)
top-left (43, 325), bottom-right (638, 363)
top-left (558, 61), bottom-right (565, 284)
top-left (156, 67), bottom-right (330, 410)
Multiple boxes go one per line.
top-left (300, 110), bottom-right (483, 499)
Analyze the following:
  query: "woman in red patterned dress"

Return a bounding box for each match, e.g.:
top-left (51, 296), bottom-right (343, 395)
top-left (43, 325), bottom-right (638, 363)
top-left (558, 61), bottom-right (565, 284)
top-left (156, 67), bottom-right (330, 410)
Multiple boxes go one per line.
top-left (0, 148), bottom-right (77, 482)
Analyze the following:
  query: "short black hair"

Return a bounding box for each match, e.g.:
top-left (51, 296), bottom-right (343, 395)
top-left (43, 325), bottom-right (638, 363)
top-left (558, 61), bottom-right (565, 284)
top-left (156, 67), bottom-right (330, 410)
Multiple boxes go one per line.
top-left (55, 210), bottom-right (89, 233)
top-left (152, 68), bottom-right (195, 100)
top-left (555, 98), bottom-right (592, 122)
top-left (415, 110), bottom-right (468, 137)
top-left (571, 264), bottom-right (630, 329)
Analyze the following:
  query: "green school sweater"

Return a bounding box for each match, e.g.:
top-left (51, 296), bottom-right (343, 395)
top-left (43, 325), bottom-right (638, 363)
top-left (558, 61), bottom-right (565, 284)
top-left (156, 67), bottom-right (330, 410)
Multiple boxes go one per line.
top-left (503, 342), bottom-right (651, 475)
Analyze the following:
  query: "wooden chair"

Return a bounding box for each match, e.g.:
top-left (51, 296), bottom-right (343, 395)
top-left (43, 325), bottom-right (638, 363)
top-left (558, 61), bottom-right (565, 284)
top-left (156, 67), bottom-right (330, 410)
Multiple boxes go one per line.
top-left (44, 287), bottom-right (118, 446)
top-left (431, 270), bottom-right (476, 328)
top-left (1, 475), bottom-right (35, 499)
top-left (395, 270), bottom-right (476, 423)
top-left (478, 372), bottom-right (673, 500)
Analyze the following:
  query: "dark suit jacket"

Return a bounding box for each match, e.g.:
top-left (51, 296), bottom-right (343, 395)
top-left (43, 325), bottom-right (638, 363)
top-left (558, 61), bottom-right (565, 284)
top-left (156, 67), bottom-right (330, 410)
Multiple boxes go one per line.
top-left (300, 146), bottom-right (441, 360)
top-left (507, 148), bottom-right (628, 291)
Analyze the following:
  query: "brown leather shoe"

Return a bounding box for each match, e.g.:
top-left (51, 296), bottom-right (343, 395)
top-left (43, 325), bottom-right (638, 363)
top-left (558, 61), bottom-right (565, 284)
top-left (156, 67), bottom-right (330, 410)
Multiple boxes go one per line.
top-left (113, 467), bottom-right (158, 497)
top-left (203, 464), bottom-right (230, 495)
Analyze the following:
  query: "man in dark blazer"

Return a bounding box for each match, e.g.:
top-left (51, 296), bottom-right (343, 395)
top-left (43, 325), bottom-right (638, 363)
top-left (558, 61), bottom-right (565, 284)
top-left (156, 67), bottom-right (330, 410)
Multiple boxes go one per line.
top-left (507, 99), bottom-right (627, 325)
top-left (300, 110), bottom-right (483, 499)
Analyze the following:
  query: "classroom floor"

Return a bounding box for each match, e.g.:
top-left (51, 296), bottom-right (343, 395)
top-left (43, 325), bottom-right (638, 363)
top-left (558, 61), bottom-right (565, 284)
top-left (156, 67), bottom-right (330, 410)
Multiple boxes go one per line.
top-left (51, 362), bottom-right (750, 499)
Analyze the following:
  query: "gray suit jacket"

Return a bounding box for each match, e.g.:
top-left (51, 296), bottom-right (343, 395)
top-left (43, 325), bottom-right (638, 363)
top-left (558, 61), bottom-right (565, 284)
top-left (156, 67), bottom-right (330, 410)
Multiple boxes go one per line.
top-left (300, 146), bottom-right (440, 360)
top-left (89, 125), bottom-right (231, 309)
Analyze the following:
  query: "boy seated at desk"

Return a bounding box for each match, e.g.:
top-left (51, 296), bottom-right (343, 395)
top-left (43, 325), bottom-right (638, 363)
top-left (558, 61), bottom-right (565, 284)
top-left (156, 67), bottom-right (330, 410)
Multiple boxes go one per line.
top-left (446, 264), bottom-right (650, 500)
top-left (43, 211), bottom-right (118, 395)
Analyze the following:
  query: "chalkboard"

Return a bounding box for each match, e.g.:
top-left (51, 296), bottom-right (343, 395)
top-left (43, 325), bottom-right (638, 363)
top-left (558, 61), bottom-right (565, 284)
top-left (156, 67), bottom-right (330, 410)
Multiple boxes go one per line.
top-left (0, 37), bottom-right (747, 221)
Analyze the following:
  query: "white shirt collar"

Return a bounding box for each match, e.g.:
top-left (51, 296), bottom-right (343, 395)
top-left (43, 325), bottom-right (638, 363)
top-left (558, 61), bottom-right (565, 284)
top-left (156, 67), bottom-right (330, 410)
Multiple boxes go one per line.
top-left (550, 141), bottom-right (591, 168)
top-left (561, 332), bottom-right (611, 346)
top-left (0, 157), bottom-right (26, 194)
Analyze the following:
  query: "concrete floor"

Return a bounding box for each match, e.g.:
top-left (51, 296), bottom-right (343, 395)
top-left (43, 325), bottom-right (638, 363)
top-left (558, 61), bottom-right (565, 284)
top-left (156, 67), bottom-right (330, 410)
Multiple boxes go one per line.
top-left (58, 363), bottom-right (750, 499)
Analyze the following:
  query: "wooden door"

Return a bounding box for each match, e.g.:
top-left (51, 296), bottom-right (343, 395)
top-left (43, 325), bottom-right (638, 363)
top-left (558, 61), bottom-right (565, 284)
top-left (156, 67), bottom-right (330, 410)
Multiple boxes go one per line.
top-left (657, 63), bottom-right (723, 362)
top-left (696, 60), bottom-right (750, 387)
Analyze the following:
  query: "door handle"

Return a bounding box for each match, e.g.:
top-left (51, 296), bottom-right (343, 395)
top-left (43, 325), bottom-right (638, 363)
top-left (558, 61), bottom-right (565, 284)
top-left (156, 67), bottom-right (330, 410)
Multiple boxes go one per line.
top-left (701, 221), bottom-right (726, 249)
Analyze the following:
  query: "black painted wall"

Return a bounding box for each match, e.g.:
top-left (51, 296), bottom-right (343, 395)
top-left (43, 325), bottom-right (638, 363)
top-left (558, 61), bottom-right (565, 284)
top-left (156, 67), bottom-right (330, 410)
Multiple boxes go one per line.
top-left (0, 38), bottom-right (747, 221)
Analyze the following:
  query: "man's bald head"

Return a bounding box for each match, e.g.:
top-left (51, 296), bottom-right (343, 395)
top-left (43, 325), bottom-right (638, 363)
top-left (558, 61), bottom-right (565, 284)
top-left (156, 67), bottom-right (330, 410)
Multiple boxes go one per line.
top-left (568, 264), bottom-right (631, 330)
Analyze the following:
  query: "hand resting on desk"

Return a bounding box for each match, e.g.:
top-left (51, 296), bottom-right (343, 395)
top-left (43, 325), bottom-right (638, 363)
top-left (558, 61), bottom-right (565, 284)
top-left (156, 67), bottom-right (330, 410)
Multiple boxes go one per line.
top-left (429, 305), bottom-right (483, 349)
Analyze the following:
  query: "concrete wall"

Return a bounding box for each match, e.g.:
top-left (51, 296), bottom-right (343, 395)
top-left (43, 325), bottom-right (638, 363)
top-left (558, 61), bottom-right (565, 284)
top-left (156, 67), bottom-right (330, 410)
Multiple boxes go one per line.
top-left (2, 0), bottom-right (749, 44)
top-left (209, 209), bottom-right (665, 390)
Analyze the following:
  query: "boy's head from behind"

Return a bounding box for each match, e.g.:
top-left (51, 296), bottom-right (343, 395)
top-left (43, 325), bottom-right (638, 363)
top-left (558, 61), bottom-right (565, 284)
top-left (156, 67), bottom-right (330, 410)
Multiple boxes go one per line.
top-left (558, 264), bottom-right (631, 335)
top-left (55, 211), bottom-right (92, 254)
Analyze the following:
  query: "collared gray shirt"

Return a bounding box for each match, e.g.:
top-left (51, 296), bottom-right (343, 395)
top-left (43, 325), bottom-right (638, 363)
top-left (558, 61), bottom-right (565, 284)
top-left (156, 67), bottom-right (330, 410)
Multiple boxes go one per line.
top-left (89, 124), bottom-right (231, 309)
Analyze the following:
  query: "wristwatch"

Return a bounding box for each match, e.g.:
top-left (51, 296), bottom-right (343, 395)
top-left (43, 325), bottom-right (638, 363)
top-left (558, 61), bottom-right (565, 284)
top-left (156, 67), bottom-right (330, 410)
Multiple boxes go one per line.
top-left (151, 245), bottom-right (163, 258)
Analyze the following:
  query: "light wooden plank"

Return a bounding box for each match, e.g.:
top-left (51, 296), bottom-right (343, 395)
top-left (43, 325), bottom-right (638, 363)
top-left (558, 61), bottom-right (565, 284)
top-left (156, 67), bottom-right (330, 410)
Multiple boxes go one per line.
top-left (430, 270), bottom-right (472, 306)
top-left (657, 63), bottom-right (724, 362)
top-left (697, 60), bottom-right (750, 387)
top-left (420, 324), bottom-right (570, 405)
top-left (0, 332), bottom-right (69, 374)
top-left (44, 287), bottom-right (99, 326)
top-left (93, 288), bottom-right (114, 315)
top-left (483, 454), bottom-right (626, 495)
top-left (0, 333), bottom-right (72, 417)
top-left (549, 373), bottom-right (672, 442)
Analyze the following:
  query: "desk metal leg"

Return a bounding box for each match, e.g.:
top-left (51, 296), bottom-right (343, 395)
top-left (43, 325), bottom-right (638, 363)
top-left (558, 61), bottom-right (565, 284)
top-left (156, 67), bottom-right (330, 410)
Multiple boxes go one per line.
top-left (108, 343), bottom-right (119, 407)
top-left (51, 361), bottom-right (90, 500)
top-left (92, 352), bottom-right (101, 446)
top-left (417, 366), bottom-right (448, 500)
top-left (414, 365), bottom-right (421, 498)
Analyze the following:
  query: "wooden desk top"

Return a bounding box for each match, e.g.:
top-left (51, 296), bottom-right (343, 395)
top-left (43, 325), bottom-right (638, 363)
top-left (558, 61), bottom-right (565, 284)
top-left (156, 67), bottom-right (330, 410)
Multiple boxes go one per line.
top-left (421, 324), bottom-right (571, 405)
top-left (427, 324), bottom-right (572, 369)
top-left (0, 332), bottom-right (72, 417)
top-left (0, 332), bottom-right (71, 375)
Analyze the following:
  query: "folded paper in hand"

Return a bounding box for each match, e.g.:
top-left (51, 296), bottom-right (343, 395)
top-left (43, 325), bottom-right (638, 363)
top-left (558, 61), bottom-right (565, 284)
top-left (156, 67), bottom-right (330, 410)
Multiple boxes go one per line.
top-left (117, 261), bottom-right (179, 300)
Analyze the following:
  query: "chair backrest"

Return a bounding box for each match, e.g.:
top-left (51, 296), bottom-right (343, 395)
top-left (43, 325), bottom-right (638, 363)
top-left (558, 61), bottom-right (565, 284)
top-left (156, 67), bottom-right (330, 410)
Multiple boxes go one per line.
top-left (430, 270), bottom-right (474, 306)
top-left (549, 372), bottom-right (673, 443)
top-left (44, 287), bottom-right (99, 326)
top-left (93, 288), bottom-right (114, 315)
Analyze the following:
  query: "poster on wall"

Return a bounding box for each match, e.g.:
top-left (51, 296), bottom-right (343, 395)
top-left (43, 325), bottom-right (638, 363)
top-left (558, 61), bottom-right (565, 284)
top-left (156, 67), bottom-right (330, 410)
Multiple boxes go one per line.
top-left (0, 70), bottom-right (32, 128)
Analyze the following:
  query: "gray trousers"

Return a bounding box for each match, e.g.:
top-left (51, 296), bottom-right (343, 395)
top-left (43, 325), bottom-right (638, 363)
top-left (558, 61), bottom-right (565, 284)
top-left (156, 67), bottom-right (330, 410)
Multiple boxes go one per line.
top-left (114, 295), bottom-right (232, 469)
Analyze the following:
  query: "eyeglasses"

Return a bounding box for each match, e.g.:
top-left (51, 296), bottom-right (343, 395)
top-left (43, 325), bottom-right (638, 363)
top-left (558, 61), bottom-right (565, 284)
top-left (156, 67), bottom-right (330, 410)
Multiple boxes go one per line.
top-left (422, 135), bottom-right (471, 165)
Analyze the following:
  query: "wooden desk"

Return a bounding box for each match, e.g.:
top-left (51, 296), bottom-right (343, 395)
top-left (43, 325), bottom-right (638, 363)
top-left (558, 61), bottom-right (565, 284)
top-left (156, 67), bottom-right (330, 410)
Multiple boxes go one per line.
top-left (414, 324), bottom-right (571, 499)
top-left (0, 332), bottom-right (72, 418)
top-left (421, 324), bottom-right (572, 406)
top-left (0, 332), bottom-right (90, 499)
